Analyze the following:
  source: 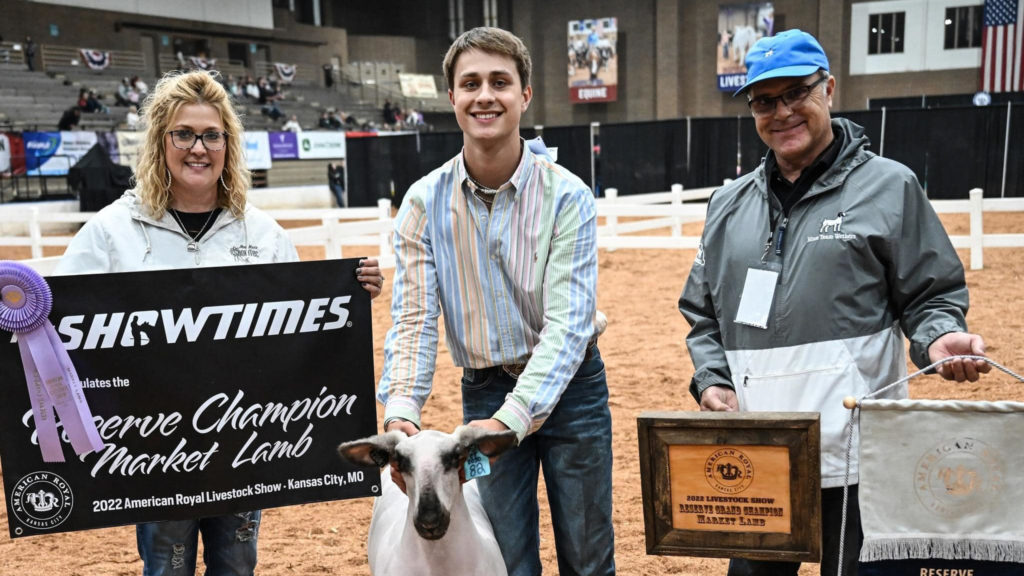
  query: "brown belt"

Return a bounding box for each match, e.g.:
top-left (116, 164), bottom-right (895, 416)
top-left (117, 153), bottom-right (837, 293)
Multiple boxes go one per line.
top-left (497, 341), bottom-right (598, 381)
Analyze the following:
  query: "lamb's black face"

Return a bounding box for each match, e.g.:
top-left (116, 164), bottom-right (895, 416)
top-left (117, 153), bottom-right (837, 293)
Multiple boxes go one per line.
top-left (394, 431), bottom-right (465, 540)
top-left (413, 487), bottom-right (451, 539)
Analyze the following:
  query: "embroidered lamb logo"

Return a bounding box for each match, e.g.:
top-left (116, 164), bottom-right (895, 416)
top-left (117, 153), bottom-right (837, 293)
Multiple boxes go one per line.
top-left (819, 211), bottom-right (847, 234)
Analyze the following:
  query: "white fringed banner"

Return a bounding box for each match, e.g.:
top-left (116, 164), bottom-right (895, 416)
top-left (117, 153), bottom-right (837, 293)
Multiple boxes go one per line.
top-left (858, 398), bottom-right (1024, 563)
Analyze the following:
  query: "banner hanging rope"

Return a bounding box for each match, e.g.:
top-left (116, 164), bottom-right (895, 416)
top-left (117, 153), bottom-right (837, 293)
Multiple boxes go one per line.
top-left (0, 261), bottom-right (104, 462)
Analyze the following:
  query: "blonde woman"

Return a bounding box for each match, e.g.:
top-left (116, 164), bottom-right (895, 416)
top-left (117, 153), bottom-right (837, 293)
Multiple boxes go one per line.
top-left (56, 70), bottom-right (383, 575)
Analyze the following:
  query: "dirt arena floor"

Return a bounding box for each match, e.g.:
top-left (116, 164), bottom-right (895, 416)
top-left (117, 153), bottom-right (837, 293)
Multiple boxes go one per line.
top-left (2, 212), bottom-right (1023, 575)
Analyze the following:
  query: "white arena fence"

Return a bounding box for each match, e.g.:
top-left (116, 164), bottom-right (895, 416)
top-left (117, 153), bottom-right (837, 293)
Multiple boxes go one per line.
top-left (3, 188), bottom-right (1022, 275)
top-left (595, 186), bottom-right (1024, 271)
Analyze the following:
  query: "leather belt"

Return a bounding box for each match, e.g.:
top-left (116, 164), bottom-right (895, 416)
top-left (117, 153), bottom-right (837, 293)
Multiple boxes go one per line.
top-left (492, 342), bottom-right (597, 381)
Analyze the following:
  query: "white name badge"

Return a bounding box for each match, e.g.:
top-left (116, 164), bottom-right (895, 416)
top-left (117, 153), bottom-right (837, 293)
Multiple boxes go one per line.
top-left (734, 268), bottom-right (779, 329)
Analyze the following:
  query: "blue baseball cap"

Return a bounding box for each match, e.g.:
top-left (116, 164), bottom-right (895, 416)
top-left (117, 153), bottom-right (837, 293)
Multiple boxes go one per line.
top-left (734, 29), bottom-right (829, 96)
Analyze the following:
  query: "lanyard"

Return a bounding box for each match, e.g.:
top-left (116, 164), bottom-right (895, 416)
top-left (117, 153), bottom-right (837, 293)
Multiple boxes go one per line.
top-left (761, 202), bottom-right (789, 263)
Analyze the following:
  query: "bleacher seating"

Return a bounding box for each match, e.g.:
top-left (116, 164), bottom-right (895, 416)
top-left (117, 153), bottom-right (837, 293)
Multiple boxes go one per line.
top-left (0, 64), bottom-right (120, 131)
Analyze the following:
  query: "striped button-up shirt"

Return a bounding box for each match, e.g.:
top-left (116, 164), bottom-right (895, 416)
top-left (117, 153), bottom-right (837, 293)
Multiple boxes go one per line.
top-left (377, 141), bottom-right (599, 441)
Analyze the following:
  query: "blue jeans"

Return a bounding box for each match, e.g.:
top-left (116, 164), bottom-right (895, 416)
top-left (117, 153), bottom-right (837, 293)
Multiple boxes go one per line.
top-left (136, 511), bottom-right (260, 576)
top-left (462, 345), bottom-right (616, 576)
top-left (329, 183), bottom-right (347, 208)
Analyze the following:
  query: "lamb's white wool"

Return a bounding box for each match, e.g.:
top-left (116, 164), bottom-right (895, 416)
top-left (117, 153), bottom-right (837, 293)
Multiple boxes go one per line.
top-left (338, 426), bottom-right (518, 576)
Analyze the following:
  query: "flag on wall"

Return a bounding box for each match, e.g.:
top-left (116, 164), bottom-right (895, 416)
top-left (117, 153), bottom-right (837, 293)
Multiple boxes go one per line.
top-left (981, 0), bottom-right (1024, 92)
top-left (79, 49), bottom-right (110, 70)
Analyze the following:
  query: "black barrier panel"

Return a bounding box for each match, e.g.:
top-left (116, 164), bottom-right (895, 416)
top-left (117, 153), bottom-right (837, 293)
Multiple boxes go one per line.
top-left (833, 111), bottom-right (883, 156)
top-left (600, 120), bottom-right (686, 197)
top-left (913, 106), bottom-right (1005, 199)
top-left (739, 116), bottom-right (767, 176)
top-left (345, 136), bottom-right (383, 208)
top-left (879, 108), bottom-right (930, 193)
top-left (416, 131), bottom-right (464, 180)
top-left (1008, 103), bottom-right (1024, 197)
top-left (534, 125), bottom-right (593, 192)
top-left (346, 134), bottom-right (421, 207)
top-left (686, 117), bottom-right (739, 189)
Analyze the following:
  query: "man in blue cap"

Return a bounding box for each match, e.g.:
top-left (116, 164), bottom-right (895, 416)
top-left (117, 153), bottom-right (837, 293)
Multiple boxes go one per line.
top-left (679, 29), bottom-right (989, 576)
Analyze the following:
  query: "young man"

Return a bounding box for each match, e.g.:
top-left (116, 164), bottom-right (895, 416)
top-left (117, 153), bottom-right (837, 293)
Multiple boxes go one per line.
top-left (377, 27), bottom-right (615, 576)
top-left (679, 29), bottom-right (989, 576)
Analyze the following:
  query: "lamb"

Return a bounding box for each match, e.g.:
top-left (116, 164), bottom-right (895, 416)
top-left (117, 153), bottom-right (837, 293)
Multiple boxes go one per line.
top-left (338, 426), bottom-right (518, 576)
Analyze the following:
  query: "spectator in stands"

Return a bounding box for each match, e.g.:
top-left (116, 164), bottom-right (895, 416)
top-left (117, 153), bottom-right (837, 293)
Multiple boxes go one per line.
top-left (317, 111), bottom-right (332, 130)
top-left (57, 106), bottom-right (81, 131)
top-left (282, 114), bottom-right (302, 133)
top-left (115, 77), bottom-right (133, 107)
top-left (125, 104), bottom-right (140, 129)
top-left (244, 75), bottom-right (260, 100)
top-left (24, 36), bottom-right (36, 71)
top-left (225, 74), bottom-right (241, 98)
top-left (405, 108), bottom-right (424, 127)
top-left (327, 160), bottom-right (346, 207)
top-left (328, 110), bottom-right (344, 130)
top-left (77, 88), bottom-right (108, 114)
top-left (0, 35), bottom-right (8, 64)
top-left (258, 77), bottom-right (284, 121)
top-left (382, 99), bottom-right (397, 129)
top-left (130, 75), bottom-right (148, 99)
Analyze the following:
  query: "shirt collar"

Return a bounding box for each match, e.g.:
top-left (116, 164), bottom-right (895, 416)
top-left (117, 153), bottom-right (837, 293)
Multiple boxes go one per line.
top-left (457, 138), bottom-right (532, 197)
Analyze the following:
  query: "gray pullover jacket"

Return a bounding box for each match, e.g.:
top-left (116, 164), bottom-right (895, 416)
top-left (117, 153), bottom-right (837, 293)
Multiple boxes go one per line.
top-left (679, 118), bottom-right (968, 487)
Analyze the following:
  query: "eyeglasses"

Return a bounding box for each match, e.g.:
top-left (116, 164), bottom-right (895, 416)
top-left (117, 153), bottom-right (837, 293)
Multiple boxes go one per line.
top-left (166, 130), bottom-right (228, 151)
top-left (747, 76), bottom-right (828, 118)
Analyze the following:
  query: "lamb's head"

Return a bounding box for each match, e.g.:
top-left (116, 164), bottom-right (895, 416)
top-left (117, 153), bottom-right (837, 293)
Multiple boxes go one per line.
top-left (338, 425), bottom-right (518, 540)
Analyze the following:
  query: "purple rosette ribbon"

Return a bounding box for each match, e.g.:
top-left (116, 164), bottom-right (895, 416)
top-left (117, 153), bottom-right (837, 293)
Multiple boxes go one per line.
top-left (0, 261), bottom-right (104, 462)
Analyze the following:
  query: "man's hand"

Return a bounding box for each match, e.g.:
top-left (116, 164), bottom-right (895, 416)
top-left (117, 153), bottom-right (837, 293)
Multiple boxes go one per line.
top-left (465, 418), bottom-right (510, 433)
top-left (699, 385), bottom-right (738, 412)
top-left (384, 418), bottom-right (419, 493)
top-left (928, 332), bottom-right (990, 382)
top-left (461, 419), bottom-right (512, 483)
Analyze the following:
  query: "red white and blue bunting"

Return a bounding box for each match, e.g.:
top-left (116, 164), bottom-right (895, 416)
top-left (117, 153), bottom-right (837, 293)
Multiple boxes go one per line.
top-left (274, 62), bottom-right (296, 84)
top-left (79, 49), bottom-right (111, 70)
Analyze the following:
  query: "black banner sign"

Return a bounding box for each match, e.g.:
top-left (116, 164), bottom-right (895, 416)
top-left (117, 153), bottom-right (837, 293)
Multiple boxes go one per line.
top-left (0, 260), bottom-right (379, 538)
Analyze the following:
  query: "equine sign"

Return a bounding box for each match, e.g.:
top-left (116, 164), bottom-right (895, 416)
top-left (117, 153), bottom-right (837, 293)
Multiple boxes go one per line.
top-left (567, 17), bottom-right (619, 103)
top-left (0, 260), bottom-right (380, 538)
top-left (717, 3), bottom-right (775, 92)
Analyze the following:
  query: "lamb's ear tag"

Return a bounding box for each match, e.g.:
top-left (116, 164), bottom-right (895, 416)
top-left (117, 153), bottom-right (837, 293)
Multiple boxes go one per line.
top-left (463, 447), bottom-right (491, 480)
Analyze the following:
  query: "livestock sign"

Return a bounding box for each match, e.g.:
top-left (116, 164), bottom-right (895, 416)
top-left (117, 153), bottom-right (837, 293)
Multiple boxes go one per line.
top-left (0, 260), bottom-right (380, 538)
top-left (717, 3), bottom-right (775, 92)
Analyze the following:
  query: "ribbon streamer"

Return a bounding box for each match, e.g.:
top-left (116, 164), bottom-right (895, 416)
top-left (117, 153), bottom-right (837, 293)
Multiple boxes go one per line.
top-left (0, 261), bottom-right (104, 462)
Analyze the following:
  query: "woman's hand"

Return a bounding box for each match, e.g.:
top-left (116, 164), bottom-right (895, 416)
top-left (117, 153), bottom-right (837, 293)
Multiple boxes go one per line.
top-left (355, 258), bottom-right (385, 300)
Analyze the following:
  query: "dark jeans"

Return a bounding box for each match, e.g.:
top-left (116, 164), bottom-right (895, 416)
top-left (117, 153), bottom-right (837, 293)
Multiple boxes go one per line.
top-left (461, 345), bottom-right (616, 576)
top-left (329, 183), bottom-right (347, 208)
top-left (728, 486), bottom-right (862, 576)
top-left (136, 511), bottom-right (260, 576)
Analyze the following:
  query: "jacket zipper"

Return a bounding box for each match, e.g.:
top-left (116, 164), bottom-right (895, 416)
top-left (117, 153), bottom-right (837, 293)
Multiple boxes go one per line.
top-left (743, 364), bottom-right (843, 387)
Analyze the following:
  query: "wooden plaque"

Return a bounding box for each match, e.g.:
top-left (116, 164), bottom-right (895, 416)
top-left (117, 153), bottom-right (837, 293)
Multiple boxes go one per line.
top-left (638, 411), bottom-right (821, 562)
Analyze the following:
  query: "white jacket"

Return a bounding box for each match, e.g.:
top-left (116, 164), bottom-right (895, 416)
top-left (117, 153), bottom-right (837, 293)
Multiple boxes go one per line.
top-left (55, 190), bottom-right (298, 275)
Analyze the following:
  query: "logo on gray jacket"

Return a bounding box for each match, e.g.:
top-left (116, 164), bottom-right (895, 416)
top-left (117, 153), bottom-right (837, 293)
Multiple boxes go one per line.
top-left (819, 211), bottom-right (847, 234)
top-left (807, 210), bottom-right (855, 244)
top-left (694, 241), bottom-right (706, 266)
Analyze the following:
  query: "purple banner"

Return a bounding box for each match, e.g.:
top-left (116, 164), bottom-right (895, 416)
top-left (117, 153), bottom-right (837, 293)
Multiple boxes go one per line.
top-left (269, 132), bottom-right (299, 160)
